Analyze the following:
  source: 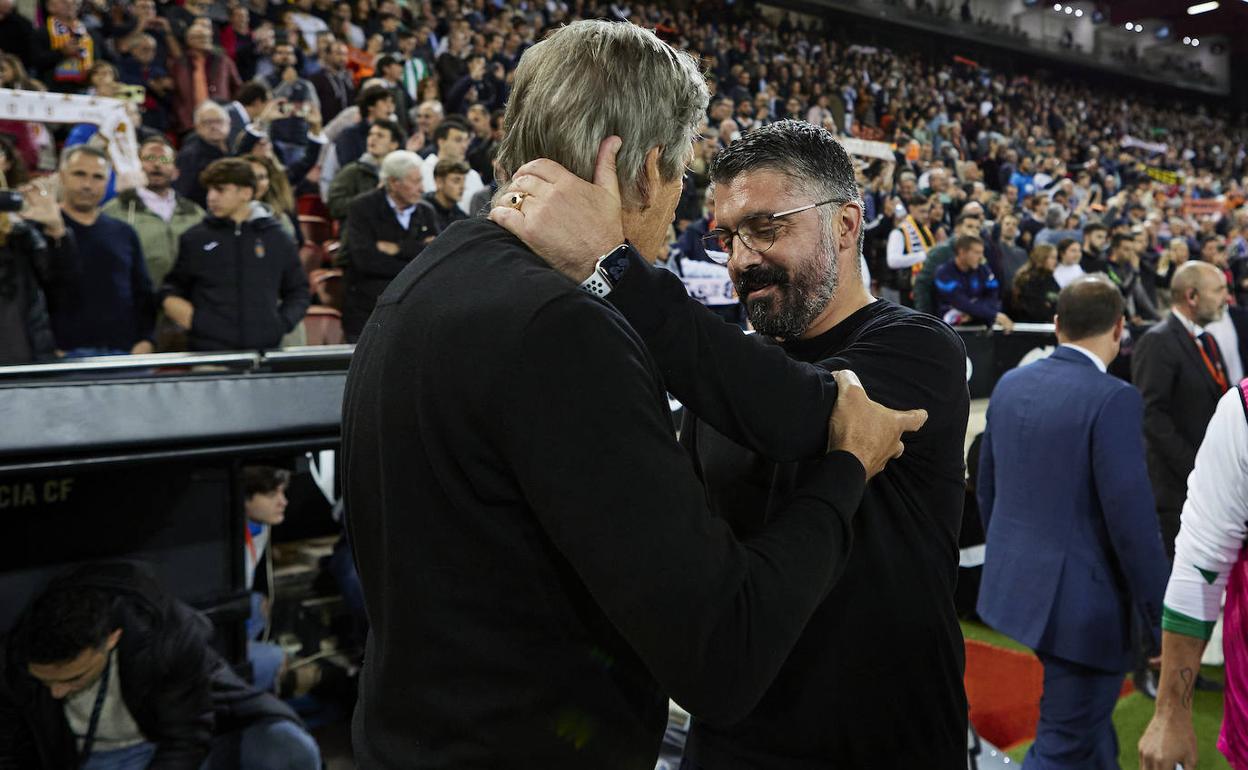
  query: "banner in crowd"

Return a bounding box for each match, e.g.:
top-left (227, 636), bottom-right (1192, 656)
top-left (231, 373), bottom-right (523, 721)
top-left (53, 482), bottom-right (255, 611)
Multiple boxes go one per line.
top-left (838, 137), bottom-right (895, 161)
top-left (1121, 134), bottom-right (1168, 155)
top-left (679, 257), bottom-right (738, 306)
top-left (0, 88), bottom-right (142, 187)
top-left (1145, 166), bottom-right (1182, 186)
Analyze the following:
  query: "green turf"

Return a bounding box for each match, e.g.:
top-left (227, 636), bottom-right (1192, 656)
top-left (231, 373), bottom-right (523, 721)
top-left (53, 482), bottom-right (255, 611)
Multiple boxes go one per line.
top-left (961, 621), bottom-right (1230, 769)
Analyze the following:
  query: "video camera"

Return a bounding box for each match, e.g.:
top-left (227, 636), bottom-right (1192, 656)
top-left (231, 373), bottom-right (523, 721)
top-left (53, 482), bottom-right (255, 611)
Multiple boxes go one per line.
top-left (0, 190), bottom-right (23, 214)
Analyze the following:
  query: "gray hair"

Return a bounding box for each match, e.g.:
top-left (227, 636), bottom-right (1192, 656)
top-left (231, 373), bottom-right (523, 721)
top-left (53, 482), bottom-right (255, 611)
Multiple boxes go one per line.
top-left (380, 150), bottom-right (423, 184)
top-left (495, 20), bottom-right (708, 208)
top-left (193, 100), bottom-right (227, 124)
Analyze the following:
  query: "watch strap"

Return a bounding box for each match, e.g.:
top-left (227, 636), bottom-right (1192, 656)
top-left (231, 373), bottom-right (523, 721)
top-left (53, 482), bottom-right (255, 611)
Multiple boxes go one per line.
top-left (577, 243), bottom-right (631, 298)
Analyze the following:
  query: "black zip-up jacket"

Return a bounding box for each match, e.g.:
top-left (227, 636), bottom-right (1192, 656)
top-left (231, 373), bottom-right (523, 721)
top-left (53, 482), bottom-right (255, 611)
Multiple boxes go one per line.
top-left (0, 561), bottom-right (301, 770)
top-left (160, 202), bottom-right (311, 352)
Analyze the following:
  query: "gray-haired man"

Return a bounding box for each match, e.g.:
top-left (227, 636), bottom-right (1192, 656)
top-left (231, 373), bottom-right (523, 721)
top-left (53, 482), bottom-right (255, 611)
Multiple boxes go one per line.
top-left (342, 20), bottom-right (925, 769)
top-left (494, 120), bottom-right (971, 767)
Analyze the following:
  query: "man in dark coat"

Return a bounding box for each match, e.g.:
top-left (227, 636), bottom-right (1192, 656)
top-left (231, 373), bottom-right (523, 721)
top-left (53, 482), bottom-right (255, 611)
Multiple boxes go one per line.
top-left (1132, 260), bottom-right (1233, 558)
top-left (161, 158), bottom-right (310, 351)
top-left (0, 561), bottom-right (320, 768)
top-left (341, 150), bottom-right (437, 341)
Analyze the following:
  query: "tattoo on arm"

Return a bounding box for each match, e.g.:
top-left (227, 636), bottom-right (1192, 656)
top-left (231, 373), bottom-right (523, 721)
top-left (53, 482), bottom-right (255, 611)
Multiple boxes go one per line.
top-left (1179, 667), bottom-right (1196, 709)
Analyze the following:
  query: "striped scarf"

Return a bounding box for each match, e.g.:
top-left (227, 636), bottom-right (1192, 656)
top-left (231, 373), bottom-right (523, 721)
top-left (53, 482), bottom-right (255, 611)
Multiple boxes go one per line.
top-left (401, 58), bottom-right (430, 102)
top-left (900, 215), bottom-right (934, 274)
top-left (47, 17), bottom-right (93, 84)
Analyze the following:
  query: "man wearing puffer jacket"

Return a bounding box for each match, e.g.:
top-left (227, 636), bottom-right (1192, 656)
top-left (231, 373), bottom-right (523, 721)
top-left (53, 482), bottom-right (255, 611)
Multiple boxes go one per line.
top-left (159, 158), bottom-right (311, 352)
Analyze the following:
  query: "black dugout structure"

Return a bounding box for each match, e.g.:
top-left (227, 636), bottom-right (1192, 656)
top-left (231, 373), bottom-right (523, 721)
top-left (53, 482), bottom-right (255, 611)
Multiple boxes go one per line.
top-left (0, 348), bottom-right (350, 664)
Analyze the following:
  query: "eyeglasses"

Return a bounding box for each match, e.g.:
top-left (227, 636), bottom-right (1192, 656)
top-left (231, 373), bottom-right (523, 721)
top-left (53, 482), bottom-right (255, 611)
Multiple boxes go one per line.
top-left (701, 198), bottom-right (843, 264)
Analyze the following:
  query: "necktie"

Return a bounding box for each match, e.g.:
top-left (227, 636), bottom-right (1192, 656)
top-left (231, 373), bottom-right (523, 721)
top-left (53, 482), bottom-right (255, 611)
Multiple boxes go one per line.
top-left (1197, 332), bottom-right (1230, 392)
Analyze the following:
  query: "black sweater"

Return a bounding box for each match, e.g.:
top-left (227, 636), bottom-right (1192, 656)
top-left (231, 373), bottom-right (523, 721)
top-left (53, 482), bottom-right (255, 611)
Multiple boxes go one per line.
top-left (341, 218), bottom-right (868, 769)
top-left (606, 256), bottom-right (972, 768)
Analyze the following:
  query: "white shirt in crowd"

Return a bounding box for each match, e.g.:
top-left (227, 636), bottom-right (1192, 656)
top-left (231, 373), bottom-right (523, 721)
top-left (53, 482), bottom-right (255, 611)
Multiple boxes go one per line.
top-left (136, 187), bottom-right (177, 223)
top-left (886, 228), bottom-right (927, 270)
top-left (1052, 262), bottom-right (1085, 289)
top-left (1205, 311), bottom-right (1244, 385)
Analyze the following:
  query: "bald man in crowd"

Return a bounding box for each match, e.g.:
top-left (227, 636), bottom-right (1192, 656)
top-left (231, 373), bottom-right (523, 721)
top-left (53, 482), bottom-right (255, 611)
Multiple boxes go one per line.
top-left (1132, 261), bottom-right (1232, 559)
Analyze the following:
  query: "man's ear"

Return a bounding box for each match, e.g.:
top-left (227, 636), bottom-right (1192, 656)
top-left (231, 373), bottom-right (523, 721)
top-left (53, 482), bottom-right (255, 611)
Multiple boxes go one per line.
top-left (632, 146), bottom-right (663, 211)
top-left (105, 628), bottom-right (123, 652)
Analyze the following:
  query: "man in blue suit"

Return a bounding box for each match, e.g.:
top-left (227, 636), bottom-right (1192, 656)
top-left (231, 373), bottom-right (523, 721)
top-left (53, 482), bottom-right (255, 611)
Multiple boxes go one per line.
top-left (978, 274), bottom-right (1169, 769)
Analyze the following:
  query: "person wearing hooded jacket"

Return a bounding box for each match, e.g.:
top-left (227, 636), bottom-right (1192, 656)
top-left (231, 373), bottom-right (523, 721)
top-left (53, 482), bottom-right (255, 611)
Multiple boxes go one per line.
top-left (159, 158), bottom-right (311, 352)
top-left (0, 560), bottom-right (320, 769)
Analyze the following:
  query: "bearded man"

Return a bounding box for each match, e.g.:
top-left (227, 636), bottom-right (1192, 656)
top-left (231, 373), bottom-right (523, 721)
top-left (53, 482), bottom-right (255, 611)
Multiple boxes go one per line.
top-left (494, 119), bottom-right (971, 767)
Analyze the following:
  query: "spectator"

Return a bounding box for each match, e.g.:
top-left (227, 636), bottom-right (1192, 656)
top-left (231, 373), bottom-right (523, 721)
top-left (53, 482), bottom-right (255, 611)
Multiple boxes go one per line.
top-left (444, 53), bottom-right (502, 116)
top-left (915, 209), bottom-right (983, 315)
top-left (424, 158), bottom-right (469, 232)
top-left (115, 33), bottom-right (174, 133)
top-left (30, 0), bottom-right (107, 93)
top-left (0, 0), bottom-right (34, 70)
top-left (322, 84), bottom-right (396, 197)
top-left (226, 81), bottom-right (273, 150)
top-left (101, 136), bottom-right (205, 293)
top-left (1082, 222), bottom-right (1110, 272)
top-left (0, 131), bottom-right (31, 188)
top-left (883, 194), bottom-right (934, 306)
top-left (0, 561), bottom-right (321, 768)
top-left (419, 119), bottom-right (482, 215)
top-left (169, 24), bottom-right (242, 134)
top-left (311, 40), bottom-right (355, 123)
top-left (1053, 238), bottom-right (1086, 289)
top-left (241, 465), bottom-right (293, 694)
top-left (257, 40), bottom-right (321, 111)
top-left (992, 212), bottom-right (1028, 287)
top-left (46, 146), bottom-right (155, 357)
top-left (933, 233), bottom-right (1013, 329)
top-left (341, 150), bottom-right (437, 341)
top-left (411, 99), bottom-right (444, 157)
top-left (1010, 243), bottom-right (1060, 323)
top-left (373, 54), bottom-right (413, 135)
top-left (161, 158), bottom-right (310, 351)
top-left (0, 176), bottom-right (74, 364)
top-left (464, 102), bottom-right (497, 184)
top-left (175, 102), bottom-right (231, 209)
top-left (1105, 233), bottom-right (1160, 324)
top-left (326, 118), bottom-right (402, 221)
top-left (244, 153), bottom-right (300, 244)
top-left (235, 93), bottom-right (327, 188)
top-left (1034, 203), bottom-right (1081, 247)
top-left (1132, 261), bottom-right (1232, 558)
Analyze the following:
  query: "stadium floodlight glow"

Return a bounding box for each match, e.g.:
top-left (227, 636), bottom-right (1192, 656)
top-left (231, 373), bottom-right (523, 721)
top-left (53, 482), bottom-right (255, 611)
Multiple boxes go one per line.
top-left (1075, 8), bottom-right (1083, 16)
top-left (1064, 5), bottom-right (1073, 12)
top-left (1053, 2), bottom-right (1062, 8)
top-left (1187, 1), bottom-right (1219, 14)
top-left (1135, 23), bottom-right (1144, 31)
top-left (1184, 35), bottom-right (1192, 43)
top-left (1193, 38), bottom-right (1201, 44)
top-left (1125, 21), bottom-right (1134, 28)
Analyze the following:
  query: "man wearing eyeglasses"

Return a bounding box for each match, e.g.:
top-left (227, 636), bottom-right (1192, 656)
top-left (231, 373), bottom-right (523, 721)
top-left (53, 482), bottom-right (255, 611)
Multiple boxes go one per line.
top-left (494, 119), bottom-right (971, 768)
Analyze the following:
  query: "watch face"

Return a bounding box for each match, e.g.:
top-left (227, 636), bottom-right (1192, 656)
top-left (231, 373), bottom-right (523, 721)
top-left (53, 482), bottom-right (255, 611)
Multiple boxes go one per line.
top-left (602, 246), bottom-right (631, 284)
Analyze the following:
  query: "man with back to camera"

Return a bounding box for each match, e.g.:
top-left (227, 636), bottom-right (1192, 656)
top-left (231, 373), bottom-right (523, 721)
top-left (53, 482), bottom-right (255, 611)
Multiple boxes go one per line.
top-left (978, 276), bottom-right (1169, 768)
top-left (341, 21), bottom-right (926, 769)
top-left (493, 119), bottom-right (972, 767)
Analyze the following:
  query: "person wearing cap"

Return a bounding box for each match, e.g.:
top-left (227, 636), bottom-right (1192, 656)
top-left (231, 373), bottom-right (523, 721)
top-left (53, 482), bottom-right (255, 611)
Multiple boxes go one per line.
top-left (373, 53), bottom-right (413, 136)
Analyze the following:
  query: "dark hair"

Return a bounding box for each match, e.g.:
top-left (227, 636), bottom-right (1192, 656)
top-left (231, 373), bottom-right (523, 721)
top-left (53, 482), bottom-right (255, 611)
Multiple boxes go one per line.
top-left (955, 210), bottom-right (982, 226)
top-left (237, 81), bottom-right (271, 107)
top-left (709, 119), bottom-right (858, 206)
top-left (370, 118), bottom-right (405, 148)
top-left (954, 234), bottom-right (983, 254)
top-left (0, 132), bottom-right (30, 186)
top-left (1110, 232), bottom-right (1134, 253)
top-left (375, 54), bottom-right (401, 71)
top-left (357, 84), bottom-right (393, 112)
top-left (433, 118), bottom-right (470, 143)
top-left (200, 157), bottom-right (257, 192)
top-left (906, 194), bottom-right (929, 209)
top-left (1056, 275), bottom-right (1123, 341)
top-left (1083, 222), bottom-right (1108, 236)
top-left (434, 158), bottom-right (470, 178)
top-left (140, 134), bottom-right (175, 153)
top-left (242, 465), bottom-right (292, 499)
top-left (25, 581), bottom-right (116, 664)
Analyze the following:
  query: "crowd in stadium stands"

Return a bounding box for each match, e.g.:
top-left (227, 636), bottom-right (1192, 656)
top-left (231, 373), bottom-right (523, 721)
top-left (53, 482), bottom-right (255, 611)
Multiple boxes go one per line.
top-left (0, 0), bottom-right (1246, 364)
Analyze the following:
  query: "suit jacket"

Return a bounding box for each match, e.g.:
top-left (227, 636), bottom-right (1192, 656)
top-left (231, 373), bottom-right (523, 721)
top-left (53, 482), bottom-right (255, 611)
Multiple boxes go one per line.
top-left (1131, 313), bottom-right (1226, 514)
top-left (978, 346), bottom-right (1168, 672)
top-left (310, 68), bottom-right (355, 124)
top-left (342, 187), bottom-right (439, 339)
